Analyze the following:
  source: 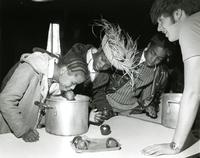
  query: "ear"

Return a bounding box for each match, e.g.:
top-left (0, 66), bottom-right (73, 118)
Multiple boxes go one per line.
top-left (173, 9), bottom-right (183, 22)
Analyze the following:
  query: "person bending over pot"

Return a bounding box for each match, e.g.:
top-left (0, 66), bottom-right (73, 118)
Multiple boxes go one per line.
top-left (0, 48), bottom-right (88, 142)
top-left (91, 33), bottom-right (171, 120)
top-left (64, 19), bottom-right (140, 124)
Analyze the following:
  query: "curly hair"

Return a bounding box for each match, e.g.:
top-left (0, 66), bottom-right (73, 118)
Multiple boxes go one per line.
top-left (150, 33), bottom-right (172, 56)
top-left (150, 0), bottom-right (200, 24)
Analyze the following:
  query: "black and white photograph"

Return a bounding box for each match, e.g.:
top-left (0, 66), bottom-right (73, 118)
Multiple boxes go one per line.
top-left (0, 0), bottom-right (200, 157)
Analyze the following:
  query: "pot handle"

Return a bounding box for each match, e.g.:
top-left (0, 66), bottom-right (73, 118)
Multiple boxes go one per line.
top-left (34, 101), bottom-right (53, 109)
top-left (166, 100), bottom-right (180, 113)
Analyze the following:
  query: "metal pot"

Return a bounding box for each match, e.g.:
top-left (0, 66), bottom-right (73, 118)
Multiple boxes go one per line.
top-left (45, 95), bottom-right (90, 136)
top-left (161, 93), bottom-right (182, 129)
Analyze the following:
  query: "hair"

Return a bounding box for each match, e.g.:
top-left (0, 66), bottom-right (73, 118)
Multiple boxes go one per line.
top-left (149, 33), bottom-right (172, 56)
top-left (150, 0), bottom-right (200, 24)
top-left (58, 56), bottom-right (88, 76)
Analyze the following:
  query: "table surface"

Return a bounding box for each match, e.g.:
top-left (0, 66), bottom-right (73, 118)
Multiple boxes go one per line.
top-left (0, 116), bottom-right (199, 158)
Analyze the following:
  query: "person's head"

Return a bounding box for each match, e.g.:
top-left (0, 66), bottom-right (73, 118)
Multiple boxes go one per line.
top-left (150, 0), bottom-right (200, 41)
top-left (144, 33), bottom-right (171, 67)
top-left (92, 47), bottom-right (112, 72)
top-left (56, 57), bottom-right (88, 91)
top-left (93, 19), bottom-right (137, 72)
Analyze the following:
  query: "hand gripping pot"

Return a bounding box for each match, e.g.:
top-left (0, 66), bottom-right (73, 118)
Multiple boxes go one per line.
top-left (45, 95), bottom-right (90, 136)
top-left (161, 93), bottom-right (182, 129)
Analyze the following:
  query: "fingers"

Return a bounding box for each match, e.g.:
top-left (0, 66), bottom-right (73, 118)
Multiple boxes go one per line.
top-left (94, 112), bottom-right (104, 122)
top-left (142, 143), bottom-right (177, 156)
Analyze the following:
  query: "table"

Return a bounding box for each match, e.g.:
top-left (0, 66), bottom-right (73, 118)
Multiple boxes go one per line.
top-left (0, 116), bottom-right (199, 158)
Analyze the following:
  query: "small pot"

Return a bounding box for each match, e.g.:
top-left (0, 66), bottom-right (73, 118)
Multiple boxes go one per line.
top-left (161, 93), bottom-right (182, 129)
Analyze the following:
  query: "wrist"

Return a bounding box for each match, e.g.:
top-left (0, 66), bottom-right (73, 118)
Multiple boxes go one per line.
top-left (170, 142), bottom-right (181, 152)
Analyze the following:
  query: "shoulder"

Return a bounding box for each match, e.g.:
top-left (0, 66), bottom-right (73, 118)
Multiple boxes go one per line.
top-left (180, 12), bottom-right (200, 39)
top-left (179, 12), bottom-right (200, 61)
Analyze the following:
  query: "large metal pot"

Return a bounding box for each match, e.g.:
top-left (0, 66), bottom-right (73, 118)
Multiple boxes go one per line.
top-left (45, 95), bottom-right (90, 136)
top-left (161, 93), bottom-right (182, 129)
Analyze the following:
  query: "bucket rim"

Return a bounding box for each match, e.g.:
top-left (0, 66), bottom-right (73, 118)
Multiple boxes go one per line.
top-left (46, 95), bottom-right (90, 103)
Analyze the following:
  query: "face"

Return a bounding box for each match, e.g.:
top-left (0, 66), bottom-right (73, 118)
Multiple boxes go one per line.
top-left (144, 45), bottom-right (167, 67)
top-left (157, 14), bottom-right (181, 42)
top-left (58, 68), bottom-right (86, 91)
top-left (92, 48), bottom-right (111, 71)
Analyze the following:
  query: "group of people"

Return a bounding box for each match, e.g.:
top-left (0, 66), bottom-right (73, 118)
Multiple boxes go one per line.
top-left (0, 0), bottom-right (200, 156)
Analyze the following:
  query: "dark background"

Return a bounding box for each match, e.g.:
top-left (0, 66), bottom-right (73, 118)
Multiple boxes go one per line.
top-left (0, 0), bottom-right (183, 90)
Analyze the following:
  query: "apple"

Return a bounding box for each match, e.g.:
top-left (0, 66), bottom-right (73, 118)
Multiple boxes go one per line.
top-left (76, 139), bottom-right (88, 150)
top-left (106, 137), bottom-right (119, 148)
top-left (100, 124), bottom-right (111, 135)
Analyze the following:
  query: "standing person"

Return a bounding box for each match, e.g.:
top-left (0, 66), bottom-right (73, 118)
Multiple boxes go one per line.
top-left (0, 48), bottom-right (88, 142)
top-left (142, 0), bottom-right (200, 156)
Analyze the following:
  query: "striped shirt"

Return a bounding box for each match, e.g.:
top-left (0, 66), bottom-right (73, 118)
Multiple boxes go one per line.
top-left (107, 63), bottom-right (155, 107)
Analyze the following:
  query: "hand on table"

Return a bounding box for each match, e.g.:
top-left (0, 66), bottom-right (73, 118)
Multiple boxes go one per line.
top-left (142, 143), bottom-right (180, 156)
top-left (21, 128), bottom-right (39, 142)
top-left (89, 109), bottom-right (106, 124)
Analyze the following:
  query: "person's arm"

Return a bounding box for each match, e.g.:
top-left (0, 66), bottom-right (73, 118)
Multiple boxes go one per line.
top-left (142, 57), bottom-right (200, 156)
top-left (173, 57), bottom-right (200, 149)
top-left (0, 63), bottom-right (35, 137)
top-left (91, 85), bottom-right (113, 111)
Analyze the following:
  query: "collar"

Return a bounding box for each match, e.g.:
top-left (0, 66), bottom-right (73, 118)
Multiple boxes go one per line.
top-left (48, 58), bottom-right (57, 79)
top-left (139, 51), bottom-right (146, 64)
top-left (86, 49), bottom-right (98, 82)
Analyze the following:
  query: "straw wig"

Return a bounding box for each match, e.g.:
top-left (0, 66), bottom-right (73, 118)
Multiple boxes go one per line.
top-left (94, 19), bottom-right (139, 86)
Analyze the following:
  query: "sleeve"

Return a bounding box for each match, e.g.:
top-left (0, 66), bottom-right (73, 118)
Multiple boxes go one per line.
top-left (90, 73), bottom-right (113, 111)
top-left (179, 18), bottom-right (200, 61)
top-left (0, 63), bottom-right (35, 137)
top-left (139, 66), bottom-right (169, 108)
top-left (0, 61), bottom-right (20, 92)
top-left (138, 83), bottom-right (153, 107)
top-left (90, 85), bottom-right (113, 111)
